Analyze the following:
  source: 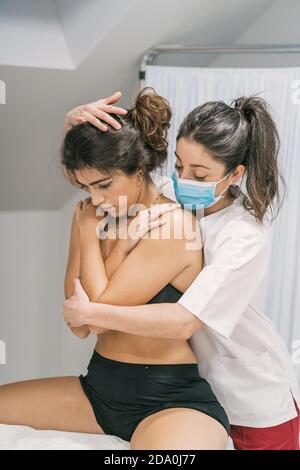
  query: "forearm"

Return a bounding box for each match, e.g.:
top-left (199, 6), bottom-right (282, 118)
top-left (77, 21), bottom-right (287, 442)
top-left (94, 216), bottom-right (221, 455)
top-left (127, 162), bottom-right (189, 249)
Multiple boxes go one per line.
top-left (77, 236), bottom-right (128, 335)
top-left (83, 302), bottom-right (197, 340)
top-left (64, 214), bottom-right (80, 298)
top-left (79, 229), bottom-right (109, 302)
top-left (64, 214), bottom-right (90, 338)
top-left (105, 241), bottom-right (129, 279)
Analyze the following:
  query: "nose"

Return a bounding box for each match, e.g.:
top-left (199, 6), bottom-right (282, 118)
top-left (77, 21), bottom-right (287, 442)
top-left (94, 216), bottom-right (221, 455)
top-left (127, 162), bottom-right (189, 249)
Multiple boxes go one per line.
top-left (91, 194), bottom-right (105, 207)
top-left (180, 169), bottom-right (192, 180)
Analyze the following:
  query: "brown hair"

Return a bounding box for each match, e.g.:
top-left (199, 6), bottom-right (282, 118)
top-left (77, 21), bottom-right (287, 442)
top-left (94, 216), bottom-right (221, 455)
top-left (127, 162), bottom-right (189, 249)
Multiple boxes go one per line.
top-left (177, 95), bottom-right (285, 224)
top-left (61, 87), bottom-right (172, 182)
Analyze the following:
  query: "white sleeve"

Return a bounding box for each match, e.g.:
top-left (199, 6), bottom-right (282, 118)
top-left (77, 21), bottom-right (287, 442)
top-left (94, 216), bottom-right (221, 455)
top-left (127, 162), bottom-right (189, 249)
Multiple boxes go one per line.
top-left (177, 221), bottom-right (270, 338)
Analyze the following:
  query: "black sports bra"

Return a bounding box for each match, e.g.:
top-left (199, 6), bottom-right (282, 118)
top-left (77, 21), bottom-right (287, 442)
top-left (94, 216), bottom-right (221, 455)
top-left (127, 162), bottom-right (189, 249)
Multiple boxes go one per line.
top-left (147, 283), bottom-right (183, 304)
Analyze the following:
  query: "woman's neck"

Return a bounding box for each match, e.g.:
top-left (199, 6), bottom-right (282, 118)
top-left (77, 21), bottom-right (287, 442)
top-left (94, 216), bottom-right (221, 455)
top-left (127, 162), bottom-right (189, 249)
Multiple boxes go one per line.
top-left (136, 178), bottom-right (164, 208)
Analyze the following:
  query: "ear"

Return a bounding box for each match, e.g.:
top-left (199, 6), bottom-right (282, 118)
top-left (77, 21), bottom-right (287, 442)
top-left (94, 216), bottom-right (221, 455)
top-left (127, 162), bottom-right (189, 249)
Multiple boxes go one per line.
top-left (232, 164), bottom-right (245, 184)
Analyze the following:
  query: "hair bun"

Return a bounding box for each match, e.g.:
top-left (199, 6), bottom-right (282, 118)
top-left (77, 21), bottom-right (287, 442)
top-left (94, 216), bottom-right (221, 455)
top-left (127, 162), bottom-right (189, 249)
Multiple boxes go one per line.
top-left (127, 87), bottom-right (172, 166)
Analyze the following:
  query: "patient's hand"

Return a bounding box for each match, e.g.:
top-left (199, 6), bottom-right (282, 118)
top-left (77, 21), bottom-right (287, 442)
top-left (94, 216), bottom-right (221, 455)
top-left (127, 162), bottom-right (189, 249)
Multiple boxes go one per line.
top-left (64, 278), bottom-right (90, 327)
top-left (75, 197), bottom-right (100, 233)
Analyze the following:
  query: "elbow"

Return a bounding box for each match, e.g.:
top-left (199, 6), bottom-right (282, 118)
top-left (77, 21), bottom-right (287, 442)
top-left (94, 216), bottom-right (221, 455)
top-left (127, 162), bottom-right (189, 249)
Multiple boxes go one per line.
top-left (70, 327), bottom-right (90, 339)
top-left (177, 306), bottom-right (203, 340)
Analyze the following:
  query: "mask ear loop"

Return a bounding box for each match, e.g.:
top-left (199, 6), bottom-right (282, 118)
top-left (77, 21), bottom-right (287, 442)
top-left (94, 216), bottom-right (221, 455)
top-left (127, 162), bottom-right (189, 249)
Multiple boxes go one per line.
top-left (227, 170), bottom-right (242, 197)
top-left (216, 170), bottom-right (235, 199)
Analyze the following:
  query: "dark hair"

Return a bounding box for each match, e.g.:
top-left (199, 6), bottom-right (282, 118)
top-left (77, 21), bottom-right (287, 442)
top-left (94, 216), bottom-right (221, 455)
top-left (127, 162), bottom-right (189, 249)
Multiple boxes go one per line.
top-left (177, 96), bottom-right (285, 224)
top-left (61, 87), bottom-right (172, 183)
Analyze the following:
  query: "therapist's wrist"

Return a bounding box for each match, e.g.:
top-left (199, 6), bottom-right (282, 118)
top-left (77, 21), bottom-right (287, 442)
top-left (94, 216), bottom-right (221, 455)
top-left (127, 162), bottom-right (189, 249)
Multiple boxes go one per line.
top-left (83, 301), bottom-right (107, 326)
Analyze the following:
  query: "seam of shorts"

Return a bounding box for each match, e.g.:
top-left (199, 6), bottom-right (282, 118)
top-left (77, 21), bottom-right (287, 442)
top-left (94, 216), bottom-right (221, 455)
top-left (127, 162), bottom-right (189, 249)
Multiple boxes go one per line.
top-left (78, 375), bottom-right (112, 436)
top-left (133, 403), bottom-right (230, 436)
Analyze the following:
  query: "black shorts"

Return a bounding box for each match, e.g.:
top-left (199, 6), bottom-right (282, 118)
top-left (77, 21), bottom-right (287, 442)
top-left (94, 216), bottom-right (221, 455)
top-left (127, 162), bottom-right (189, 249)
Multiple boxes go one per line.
top-left (79, 350), bottom-right (230, 442)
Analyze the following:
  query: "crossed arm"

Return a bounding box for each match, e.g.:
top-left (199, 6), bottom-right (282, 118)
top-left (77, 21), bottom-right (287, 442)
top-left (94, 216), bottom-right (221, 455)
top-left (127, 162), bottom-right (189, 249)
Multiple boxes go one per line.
top-left (64, 210), bottom-right (125, 338)
top-left (64, 207), bottom-right (203, 340)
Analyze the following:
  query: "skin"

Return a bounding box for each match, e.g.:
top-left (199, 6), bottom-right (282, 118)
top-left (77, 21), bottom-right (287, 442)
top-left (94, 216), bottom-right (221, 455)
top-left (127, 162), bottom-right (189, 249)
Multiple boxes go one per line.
top-left (64, 137), bottom-right (245, 342)
top-left (62, 164), bottom-right (228, 449)
top-left (0, 165), bottom-right (227, 448)
top-left (0, 94), bottom-right (244, 449)
top-left (68, 166), bottom-right (203, 365)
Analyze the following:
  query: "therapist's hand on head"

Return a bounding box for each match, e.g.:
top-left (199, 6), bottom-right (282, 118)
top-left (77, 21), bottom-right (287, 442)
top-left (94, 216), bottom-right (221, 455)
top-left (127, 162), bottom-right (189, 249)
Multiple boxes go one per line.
top-left (64, 91), bottom-right (128, 134)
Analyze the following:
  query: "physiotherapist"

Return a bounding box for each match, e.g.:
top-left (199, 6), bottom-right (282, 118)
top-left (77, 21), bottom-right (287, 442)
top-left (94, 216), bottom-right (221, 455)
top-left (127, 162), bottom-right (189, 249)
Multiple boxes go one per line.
top-left (63, 91), bottom-right (300, 450)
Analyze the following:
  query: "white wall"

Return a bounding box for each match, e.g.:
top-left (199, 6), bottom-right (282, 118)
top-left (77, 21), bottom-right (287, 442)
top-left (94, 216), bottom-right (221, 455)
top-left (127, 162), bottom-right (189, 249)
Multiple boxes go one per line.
top-left (0, 210), bottom-right (61, 383)
top-left (0, 199), bottom-right (96, 384)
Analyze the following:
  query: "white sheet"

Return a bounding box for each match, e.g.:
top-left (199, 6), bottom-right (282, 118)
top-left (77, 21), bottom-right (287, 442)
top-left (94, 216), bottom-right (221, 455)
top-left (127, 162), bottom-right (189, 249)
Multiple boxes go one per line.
top-left (0, 424), bottom-right (234, 450)
top-left (0, 424), bottom-right (130, 450)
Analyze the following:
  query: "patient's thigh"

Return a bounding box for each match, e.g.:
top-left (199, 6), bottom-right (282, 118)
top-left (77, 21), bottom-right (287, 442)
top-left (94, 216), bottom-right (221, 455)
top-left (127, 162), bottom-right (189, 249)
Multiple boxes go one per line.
top-left (0, 376), bottom-right (104, 434)
top-left (130, 407), bottom-right (228, 450)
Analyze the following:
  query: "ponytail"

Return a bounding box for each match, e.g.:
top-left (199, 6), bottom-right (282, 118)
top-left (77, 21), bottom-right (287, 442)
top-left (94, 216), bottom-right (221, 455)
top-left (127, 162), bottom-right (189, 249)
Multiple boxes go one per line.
top-left (233, 96), bottom-right (284, 223)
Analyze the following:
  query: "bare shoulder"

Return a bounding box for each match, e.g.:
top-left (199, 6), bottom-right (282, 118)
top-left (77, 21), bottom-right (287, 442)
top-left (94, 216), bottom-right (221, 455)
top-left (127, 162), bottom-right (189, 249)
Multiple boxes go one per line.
top-left (160, 206), bottom-right (202, 245)
top-left (138, 205), bottom-right (203, 266)
top-left (152, 206), bottom-right (203, 291)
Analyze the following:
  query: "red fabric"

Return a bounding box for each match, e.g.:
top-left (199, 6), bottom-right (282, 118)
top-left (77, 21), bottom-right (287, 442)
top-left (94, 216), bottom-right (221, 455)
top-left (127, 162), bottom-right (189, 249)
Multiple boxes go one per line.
top-left (230, 402), bottom-right (300, 450)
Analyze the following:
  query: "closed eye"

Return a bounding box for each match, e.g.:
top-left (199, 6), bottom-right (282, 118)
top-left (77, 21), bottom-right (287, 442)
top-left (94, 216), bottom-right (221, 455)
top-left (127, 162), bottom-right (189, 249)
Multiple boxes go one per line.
top-left (99, 182), bottom-right (112, 190)
top-left (80, 183), bottom-right (112, 190)
top-left (175, 165), bottom-right (206, 181)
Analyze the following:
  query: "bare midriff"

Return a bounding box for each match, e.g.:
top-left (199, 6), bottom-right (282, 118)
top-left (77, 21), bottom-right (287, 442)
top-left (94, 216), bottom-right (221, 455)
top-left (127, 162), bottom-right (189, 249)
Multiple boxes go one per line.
top-left (95, 332), bottom-right (198, 365)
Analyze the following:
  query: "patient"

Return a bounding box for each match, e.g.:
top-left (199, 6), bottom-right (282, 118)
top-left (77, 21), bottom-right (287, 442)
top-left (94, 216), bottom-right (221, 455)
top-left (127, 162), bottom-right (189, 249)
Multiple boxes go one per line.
top-left (0, 88), bottom-right (229, 450)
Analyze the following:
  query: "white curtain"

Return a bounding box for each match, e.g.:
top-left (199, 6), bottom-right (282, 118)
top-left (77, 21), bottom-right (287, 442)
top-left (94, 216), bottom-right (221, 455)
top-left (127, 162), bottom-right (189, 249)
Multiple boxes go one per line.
top-left (146, 65), bottom-right (300, 384)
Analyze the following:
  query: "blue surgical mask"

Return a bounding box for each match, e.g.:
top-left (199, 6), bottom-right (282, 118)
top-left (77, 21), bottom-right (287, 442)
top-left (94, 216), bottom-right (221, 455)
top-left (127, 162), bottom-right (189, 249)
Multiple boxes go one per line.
top-left (172, 169), bottom-right (232, 211)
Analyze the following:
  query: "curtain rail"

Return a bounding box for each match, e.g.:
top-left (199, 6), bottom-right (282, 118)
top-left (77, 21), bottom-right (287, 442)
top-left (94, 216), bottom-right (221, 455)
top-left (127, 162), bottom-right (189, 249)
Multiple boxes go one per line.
top-left (139, 44), bottom-right (300, 87)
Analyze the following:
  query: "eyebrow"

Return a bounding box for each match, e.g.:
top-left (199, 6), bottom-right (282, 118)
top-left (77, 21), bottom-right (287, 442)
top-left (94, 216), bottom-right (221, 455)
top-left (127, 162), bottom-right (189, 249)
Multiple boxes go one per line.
top-left (174, 151), bottom-right (211, 170)
top-left (75, 176), bottom-right (112, 186)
